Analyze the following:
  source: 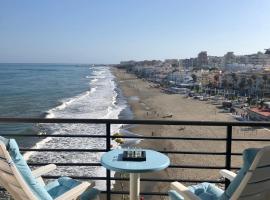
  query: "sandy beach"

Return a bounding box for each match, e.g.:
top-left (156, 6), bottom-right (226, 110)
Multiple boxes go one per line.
top-left (106, 68), bottom-right (270, 200)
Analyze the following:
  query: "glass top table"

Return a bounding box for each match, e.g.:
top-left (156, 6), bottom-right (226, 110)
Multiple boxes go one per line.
top-left (101, 149), bottom-right (170, 200)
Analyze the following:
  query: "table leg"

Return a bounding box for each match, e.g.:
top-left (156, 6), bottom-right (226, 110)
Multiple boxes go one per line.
top-left (130, 173), bottom-right (140, 200)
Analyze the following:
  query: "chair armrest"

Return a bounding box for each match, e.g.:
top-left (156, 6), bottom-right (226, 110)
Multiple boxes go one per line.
top-left (55, 181), bottom-right (94, 200)
top-left (170, 182), bottom-right (201, 200)
top-left (32, 164), bottom-right (57, 178)
top-left (219, 169), bottom-right (237, 181)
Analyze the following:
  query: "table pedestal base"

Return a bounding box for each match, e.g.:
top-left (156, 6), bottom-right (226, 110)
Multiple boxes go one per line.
top-left (130, 173), bottom-right (140, 200)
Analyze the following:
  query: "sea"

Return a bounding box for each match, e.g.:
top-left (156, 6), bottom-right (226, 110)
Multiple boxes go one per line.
top-left (0, 63), bottom-right (133, 189)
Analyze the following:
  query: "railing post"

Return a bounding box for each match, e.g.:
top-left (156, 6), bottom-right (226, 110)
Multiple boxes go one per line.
top-left (106, 123), bottom-right (111, 200)
top-left (225, 125), bottom-right (232, 189)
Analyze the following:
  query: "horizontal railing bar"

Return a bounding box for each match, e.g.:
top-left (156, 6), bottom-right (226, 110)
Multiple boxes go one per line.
top-left (0, 189), bottom-right (227, 196)
top-left (0, 188), bottom-right (235, 196)
top-left (28, 163), bottom-right (102, 166)
top-left (28, 162), bottom-right (226, 169)
top-left (1, 134), bottom-right (107, 138)
top-left (40, 175), bottom-right (224, 183)
top-left (112, 178), bottom-right (224, 183)
top-left (231, 153), bottom-right (242, 155)
top-left (4, 133), bottom-right (270, 142)
top-left (110, 191), bottom-right (171, 196)
top-left (109, 191), bottom-right (168, 196)
top-left (1, 117), bottom-right (270, 126)
top-left (111, 136), bottom-right (227, 140)
top-left (0, 189), bottom-right (169, 197)
top-left (1, 134), bottom-right (227, 141)
top-left (20, 148), bottom-right (106, 152)
top-left (160, 151), bottom-right (227, 155)
top-left (231, 167), bottom-right (241, 170)
top-left (0, 188), bottom-right (169, 196)
top-left (169, 165), bottom-right (226, 169)
top-left (17, 147), bottom-right (249, 156)
top-left (22, 149), bottom-right (228, 155)
top-left (232, 138), bottom-right (270, 141)
top-left (0, 189), bottom-right (197, 197)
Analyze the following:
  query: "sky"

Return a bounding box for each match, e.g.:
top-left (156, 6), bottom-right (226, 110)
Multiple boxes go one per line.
top-left (0, 0), bottom-right (270, 64)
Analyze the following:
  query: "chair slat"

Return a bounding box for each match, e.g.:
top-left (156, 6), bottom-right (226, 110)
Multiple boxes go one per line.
top-left (249, 166), bottom-right (270, 183)
top-left (0, 171), bottom-right (20, 188)
top-left (9, 184), bottom-right (29, 199)
top-left (0, 148), bottom-right (6, 157)
top-left (239, 193), bottom-right (268, 200)
top-left (0, 160), bottom-right (13, 174)
top-left (242, 178), bottom-right (270, 197)
top-left (257, 154), bottom-right (270, 167)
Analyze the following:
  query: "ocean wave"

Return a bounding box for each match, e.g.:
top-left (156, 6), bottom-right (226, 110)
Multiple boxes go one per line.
top-left (27, 66), bottom-right (130, 190)
top-left (45, 88), bottom-right (97, 118)
top-left (91, 78), bottom-right (98, 83)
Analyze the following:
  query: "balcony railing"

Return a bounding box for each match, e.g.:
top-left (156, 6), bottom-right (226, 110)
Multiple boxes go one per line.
top-left (1, 118), bottom-right (270, 200)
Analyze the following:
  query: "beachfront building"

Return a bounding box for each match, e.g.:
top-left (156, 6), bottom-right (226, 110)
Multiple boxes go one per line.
top-left (223, 50), bottom-right (270, 72)
top-left (180, 57), bottom-right (197, 70)
top-left (224, 63), bottom-right (264, 72)
top-left (117, 48), bottom-right (270, 97)
top-left (179, 48), bottom-right (270, 73)
top-left (165, 71), bottom-right (194, 86)
top-left (236, 55), bottom-right (249, 64)
top-left (197, 51), bottom-right (208, 68)
top-left (246, 51), bottom-right (270, 66)
top-left (192, 69), bottom-right (221, 88)
top-left (223, 52), bottom-right (236, 71)
top-left (208, 56), bottom-right (223, 69)
top-left (164, 59), bottom-right (179, 67)
top-left (224, 52), bottom-right (236, 65)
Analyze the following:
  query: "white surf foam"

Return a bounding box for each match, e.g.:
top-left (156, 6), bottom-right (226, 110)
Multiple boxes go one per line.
top-left (27, 66), bottom-right (128, 190)
top-left (45, 88), bottom-right (97, 118)
top-left (91, 78), bottom-right (98, 83)
top-left (23, 136), bottom-right (52, 160)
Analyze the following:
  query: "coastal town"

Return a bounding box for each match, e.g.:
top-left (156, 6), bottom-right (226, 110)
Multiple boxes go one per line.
top-left (111, 52), bottom-right (270, 199)
top-left (115, 48), bottom-right (270, 122)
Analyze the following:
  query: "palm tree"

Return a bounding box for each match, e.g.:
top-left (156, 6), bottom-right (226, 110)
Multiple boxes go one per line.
top-left (213, 74), bottom-right (219, 88)
top-left (230, 73), bottom-right (238, 98)
top-left (258, 83), bottom-right (264, 98)
top-left (247, 78), bottom-right (253, 96)
top-left (222, 79), bottom-right (228, 89)
top-left (251, 74), bottom-right (257, 97)
top-left (231, 73), bottom-right (238, 90)
top-left (262, 74), bottom-right (268, 97)
top-left (191, 74), bottom-right (197, 83)
top-left (238, 77), bottom-right (246, 95)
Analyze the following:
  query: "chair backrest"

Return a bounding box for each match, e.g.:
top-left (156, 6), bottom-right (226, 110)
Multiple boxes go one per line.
top-left (0, 142), bottom-right (38, 200)
top-left (232, 146), bottom-right (270, 200)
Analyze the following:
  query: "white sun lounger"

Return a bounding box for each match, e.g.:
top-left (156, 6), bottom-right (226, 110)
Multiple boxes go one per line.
top-left (0, 137), bottom-right (99, 200)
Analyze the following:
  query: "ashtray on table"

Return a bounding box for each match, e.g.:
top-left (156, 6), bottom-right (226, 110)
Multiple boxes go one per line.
top-left (122, 150), bottom-right (146, 161)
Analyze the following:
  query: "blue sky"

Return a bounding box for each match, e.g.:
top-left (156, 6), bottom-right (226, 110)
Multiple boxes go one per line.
top-left (0, 0), bottom-right (270, 63)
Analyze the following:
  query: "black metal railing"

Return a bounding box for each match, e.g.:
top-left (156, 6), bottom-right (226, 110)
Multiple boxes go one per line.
top-left (1, 118), bottom-right (270, 200)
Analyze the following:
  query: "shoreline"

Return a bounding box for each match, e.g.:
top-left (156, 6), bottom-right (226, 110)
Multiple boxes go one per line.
top-left (110, 67), bottom-right (270, 200)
